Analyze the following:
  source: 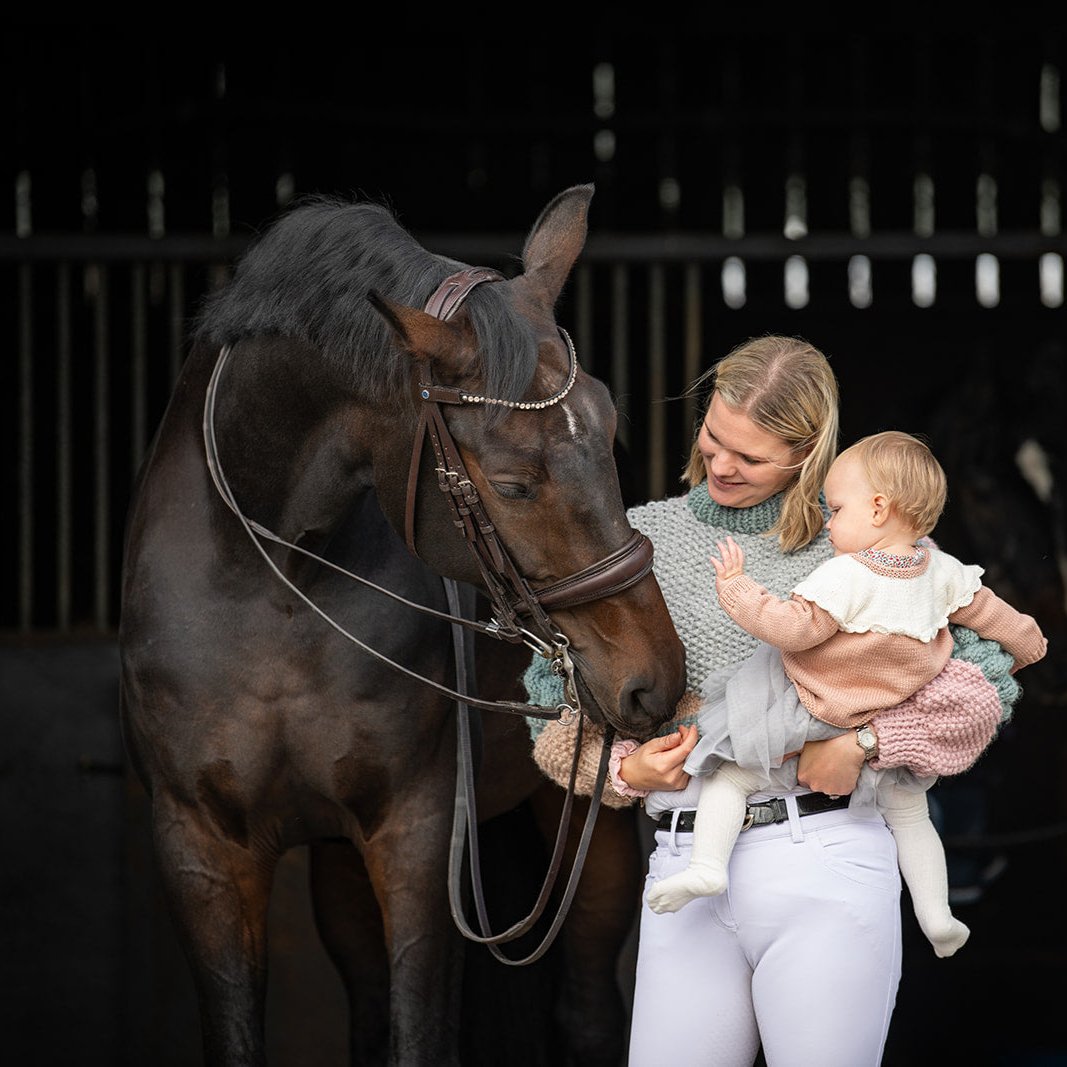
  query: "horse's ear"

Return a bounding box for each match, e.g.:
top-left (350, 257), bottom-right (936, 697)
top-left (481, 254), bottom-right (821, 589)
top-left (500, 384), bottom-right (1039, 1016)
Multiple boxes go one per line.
top-left (516, 183), bottom-right (594, 313)
top-left (368, 290), bottom-right (469, 370)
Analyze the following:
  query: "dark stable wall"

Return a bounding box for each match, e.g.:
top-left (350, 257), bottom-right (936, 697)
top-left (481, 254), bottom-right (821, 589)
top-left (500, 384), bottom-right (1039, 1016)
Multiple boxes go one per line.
top-left (3, 23), bottom-right (1066, 1066)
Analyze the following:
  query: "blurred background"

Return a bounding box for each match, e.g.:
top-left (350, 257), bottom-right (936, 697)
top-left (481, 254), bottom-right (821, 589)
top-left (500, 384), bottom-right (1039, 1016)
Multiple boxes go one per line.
top-left (2, 21), bottom-right (1065, 1066)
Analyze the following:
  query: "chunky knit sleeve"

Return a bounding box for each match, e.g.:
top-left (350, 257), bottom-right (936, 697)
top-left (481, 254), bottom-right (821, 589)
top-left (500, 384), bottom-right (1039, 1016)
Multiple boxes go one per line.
top-left (869, 627), bottom-right (1018, 777)
top-left (523, 654), bottom-right (565, 743)
top-left (530, 691), bottom-right (704, 803)
top-left (948, 586), bottom-right (1048, 671)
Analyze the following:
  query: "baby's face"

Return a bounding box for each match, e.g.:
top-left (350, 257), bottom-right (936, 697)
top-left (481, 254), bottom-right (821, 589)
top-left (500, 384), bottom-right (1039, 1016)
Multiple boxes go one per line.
top-left (822, 455), bottom-right (878, 555)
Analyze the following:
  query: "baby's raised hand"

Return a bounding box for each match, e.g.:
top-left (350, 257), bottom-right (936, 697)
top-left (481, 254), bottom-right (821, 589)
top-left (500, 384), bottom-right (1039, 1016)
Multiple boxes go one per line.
top-left (710, 536), bottom-right (746, 586)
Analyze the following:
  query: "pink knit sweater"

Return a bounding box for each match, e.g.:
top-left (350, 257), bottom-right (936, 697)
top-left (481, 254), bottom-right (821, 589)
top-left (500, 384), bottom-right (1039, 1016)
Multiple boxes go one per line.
top-left (717, 552), bottom-right (1048, 730)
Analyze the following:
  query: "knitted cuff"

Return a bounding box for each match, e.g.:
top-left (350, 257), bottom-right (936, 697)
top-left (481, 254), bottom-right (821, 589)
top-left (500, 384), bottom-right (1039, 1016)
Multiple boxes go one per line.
top-left (529, 691), bottom-right (705, 807)
top-left (531, 718), bottom-right (636, 809)
top-left (609, 739), bottom-right (649, 798)
top-left (870, 658), bottom-right (1002, 777)
top-left (715, 573), bottom-right (762, 614)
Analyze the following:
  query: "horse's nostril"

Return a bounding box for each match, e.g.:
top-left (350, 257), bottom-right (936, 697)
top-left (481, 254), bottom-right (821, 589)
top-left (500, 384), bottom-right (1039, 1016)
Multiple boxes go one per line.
top-left (619, 677), bottom-right (676, 734)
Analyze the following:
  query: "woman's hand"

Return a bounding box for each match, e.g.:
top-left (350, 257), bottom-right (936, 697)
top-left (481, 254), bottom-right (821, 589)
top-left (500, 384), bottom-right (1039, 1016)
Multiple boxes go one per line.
top-left (618, 724), bottom-right (700, 792)
top-left (796, 731), bottom-right (865, 796)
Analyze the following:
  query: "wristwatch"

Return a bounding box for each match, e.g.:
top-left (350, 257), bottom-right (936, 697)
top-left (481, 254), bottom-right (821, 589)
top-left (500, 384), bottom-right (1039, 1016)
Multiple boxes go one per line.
top-left (856, 724), bottom-right (879, 761)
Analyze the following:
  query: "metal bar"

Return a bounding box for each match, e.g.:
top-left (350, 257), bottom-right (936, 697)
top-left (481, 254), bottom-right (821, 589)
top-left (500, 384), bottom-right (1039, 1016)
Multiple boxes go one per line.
top-left (92, 264), bottom-right (111, 630)
top-left (131, 264), bottom-right (147, 477)
top-left (580, 231), bottom-right (1067, 262)
top-left (0, 234), bottom-right (250, 262)
top-left (610, 264), bottom-right (629, 450)
top-left (3, 229), bottom-right (1066, 265)
top-left (56, 264), bottom-right (72, 631)
top-left (18, 264), bottom-right (33, 631)
top-left (682, 263), bottom-right (702, 438)
top-left (169, 264), bottom-right (185, 386)
top-left (647, 263), bottom-right (666, 502)
top-left (574, 263), bottom-right (593, 372)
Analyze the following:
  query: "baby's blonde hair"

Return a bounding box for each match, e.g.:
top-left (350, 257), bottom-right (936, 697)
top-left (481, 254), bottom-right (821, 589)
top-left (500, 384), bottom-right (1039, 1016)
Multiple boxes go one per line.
top-left (684, 335), bottom-right (839, 552)
top-left (837, 430), bottom-right (947, 538)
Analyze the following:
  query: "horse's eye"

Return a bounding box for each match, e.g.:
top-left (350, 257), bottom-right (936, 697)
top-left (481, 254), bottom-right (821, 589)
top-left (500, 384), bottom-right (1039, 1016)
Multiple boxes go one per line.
top-left (490, 481), bottom-right (533, 501)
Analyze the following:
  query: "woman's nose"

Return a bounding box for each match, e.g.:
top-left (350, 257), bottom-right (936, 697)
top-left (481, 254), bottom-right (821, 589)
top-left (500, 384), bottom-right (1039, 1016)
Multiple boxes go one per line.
top-left (709, 450), bottom-right (735, 477)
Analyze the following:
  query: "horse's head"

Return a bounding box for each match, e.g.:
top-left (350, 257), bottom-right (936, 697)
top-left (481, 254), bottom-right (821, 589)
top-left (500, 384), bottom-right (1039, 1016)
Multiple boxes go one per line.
top-left (368, 185), bottom-right (685, 739)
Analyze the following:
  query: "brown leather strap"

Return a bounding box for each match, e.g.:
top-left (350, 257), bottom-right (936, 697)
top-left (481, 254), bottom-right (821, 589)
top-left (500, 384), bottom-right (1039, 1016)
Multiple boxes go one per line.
top-left (422, 399), bottom-right (554, 636)
top-left (534, 531), bottom-right (655, 611)
top-left (404, 407), bottom-right (430, 555)
top-left (406, 268), bottom-right (504, 556)
top-left (424, 266), bottom-right (504, 321)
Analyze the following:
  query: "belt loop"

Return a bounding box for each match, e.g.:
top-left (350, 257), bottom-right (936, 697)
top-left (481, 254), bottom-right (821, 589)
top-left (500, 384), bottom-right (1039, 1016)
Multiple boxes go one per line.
top-left (785, 794), bottom-right (804, 843)
top-left (667, 808), bottom-right (683, 856)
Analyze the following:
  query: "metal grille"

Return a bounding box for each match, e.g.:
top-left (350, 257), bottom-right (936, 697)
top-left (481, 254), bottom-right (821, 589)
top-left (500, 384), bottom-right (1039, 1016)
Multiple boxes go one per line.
top-left (4, 31), bottom-right (1065, 633)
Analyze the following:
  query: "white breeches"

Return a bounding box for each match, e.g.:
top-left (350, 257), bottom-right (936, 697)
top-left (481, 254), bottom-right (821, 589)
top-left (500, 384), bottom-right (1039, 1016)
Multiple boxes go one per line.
top-left (628, 804), bottom-right (902, 1067)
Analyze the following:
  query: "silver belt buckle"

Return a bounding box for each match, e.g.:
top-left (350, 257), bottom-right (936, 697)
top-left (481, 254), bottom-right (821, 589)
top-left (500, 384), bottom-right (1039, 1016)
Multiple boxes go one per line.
top-left (742, 798), bottom-right (788, 831)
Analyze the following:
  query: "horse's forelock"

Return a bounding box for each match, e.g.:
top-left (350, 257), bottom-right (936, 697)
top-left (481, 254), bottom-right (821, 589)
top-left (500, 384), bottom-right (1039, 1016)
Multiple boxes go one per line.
top-left (461, 285), bottom-right (539, 427)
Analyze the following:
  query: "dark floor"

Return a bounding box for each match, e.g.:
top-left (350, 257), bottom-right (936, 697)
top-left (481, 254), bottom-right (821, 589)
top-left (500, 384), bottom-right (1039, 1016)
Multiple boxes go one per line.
top-left (2, 636), bottom-right (1066, 1066)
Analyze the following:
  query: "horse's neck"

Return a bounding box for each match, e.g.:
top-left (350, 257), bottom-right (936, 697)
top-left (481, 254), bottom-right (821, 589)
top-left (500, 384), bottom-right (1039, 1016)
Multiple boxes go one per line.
top-left (214, 337), bottom-right (407, 548)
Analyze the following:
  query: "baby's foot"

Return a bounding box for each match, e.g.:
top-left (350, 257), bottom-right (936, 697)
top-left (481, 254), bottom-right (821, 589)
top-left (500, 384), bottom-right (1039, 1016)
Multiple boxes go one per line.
top-left (921, 914), bottom-right (971, 958)
top-left (646, 864), bottom-right (728, 913)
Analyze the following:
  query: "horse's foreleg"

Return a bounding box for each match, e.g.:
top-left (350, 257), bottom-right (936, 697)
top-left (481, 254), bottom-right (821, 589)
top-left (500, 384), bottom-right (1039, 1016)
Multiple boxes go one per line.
top-left (308, 839), bottom-right (390, 1066)
top-left (530, 784), bottom-right (643, 1067)
top-left (362, 808), bottom-right (464, 1067)
top-left (152, 792), bottom-right (276, 1066)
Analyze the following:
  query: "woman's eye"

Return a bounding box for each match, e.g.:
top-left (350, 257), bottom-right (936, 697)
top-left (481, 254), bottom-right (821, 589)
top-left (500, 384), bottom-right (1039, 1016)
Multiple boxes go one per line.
top-left (490, 481), bottom-right (533, 501)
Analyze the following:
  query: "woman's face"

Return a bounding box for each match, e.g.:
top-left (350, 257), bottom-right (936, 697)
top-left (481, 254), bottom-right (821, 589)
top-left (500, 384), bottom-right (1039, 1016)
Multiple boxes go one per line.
top-left (696, 393), bottom-right (801, 508)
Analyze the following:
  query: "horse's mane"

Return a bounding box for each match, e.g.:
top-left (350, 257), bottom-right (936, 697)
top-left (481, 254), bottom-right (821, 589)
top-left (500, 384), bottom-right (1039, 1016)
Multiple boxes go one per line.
top-left (193, 194), bottom-right (537, 410)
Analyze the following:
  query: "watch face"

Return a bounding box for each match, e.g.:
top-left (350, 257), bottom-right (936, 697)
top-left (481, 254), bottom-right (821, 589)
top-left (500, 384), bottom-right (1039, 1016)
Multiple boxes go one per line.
top-left (857, 726), bottom-right (877, 754)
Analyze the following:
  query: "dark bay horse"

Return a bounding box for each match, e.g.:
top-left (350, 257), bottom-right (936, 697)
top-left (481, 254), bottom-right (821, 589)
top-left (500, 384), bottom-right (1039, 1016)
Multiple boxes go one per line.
top-left (118, 183), bottom-right (686, 1065)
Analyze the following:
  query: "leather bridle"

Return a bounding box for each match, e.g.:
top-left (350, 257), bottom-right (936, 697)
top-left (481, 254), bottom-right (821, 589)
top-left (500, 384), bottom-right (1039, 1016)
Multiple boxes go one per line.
top-left (405, 266), bottom-right (654, 721)
top-left (203, 268), bottom-right (655, 724)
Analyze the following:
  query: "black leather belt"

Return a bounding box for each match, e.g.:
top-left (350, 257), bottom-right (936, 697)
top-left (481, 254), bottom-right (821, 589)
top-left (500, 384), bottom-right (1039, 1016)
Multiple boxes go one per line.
top-left (655, 793), bottom-right (850, 834)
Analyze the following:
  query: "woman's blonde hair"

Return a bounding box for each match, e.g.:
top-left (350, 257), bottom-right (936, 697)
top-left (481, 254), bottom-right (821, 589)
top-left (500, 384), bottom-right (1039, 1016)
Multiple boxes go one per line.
top-left (837, 430), bottom-right (947, 538)
top-left (684, 335), bottom-right (839, 552)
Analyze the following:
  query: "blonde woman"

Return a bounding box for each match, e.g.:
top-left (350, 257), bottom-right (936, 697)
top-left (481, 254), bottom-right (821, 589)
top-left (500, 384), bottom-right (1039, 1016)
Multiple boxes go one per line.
top-left (524, 337), bottom-right (1022, 1066)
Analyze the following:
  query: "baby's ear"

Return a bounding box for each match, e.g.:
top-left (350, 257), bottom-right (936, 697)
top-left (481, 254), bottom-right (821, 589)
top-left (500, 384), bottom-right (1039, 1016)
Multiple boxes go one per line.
top-left (871, 493), bottom-right (890, 526)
